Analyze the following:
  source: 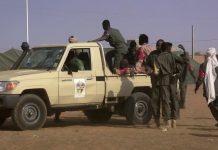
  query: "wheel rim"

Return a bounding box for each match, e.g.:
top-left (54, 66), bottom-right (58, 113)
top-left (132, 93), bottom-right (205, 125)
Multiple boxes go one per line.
top-left (22, 103), bottom-right (40, 124)
top-left (134, 100), bottom-right (148, 119)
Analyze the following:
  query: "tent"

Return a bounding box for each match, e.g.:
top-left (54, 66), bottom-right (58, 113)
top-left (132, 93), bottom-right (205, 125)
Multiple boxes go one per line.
top-left (0, 48), bottom-right (22, 71)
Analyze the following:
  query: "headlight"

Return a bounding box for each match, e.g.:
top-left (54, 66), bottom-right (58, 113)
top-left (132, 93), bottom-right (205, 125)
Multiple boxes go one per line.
top-left (0, 81), bottom-right (19, 92)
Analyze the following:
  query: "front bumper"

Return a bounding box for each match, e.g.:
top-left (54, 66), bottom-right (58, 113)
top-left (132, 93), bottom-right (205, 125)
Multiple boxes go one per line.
top-left (0, 95), bottom-right (20, 108)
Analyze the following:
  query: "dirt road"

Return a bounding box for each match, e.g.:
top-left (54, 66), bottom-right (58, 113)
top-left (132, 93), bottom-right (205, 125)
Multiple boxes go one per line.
top-left (0, 85), bottom-right (217, 150)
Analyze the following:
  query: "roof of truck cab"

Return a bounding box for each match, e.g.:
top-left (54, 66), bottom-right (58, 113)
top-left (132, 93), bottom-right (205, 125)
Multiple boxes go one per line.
top-left (32, 42), bottom-right (100, 48)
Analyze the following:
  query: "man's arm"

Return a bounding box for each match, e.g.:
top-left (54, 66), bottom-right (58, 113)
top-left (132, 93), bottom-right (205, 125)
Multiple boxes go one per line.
top-left (90, 31), bottom-right (109, 42)
top-left (195, 63), bottom-right (205, 93)
top-left (172, 53), bottom-right (184, 64)
top-left (188, 63), bottom-right (196, 81)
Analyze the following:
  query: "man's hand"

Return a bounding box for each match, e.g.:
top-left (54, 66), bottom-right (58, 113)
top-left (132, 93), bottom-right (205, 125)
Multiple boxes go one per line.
top-left (178, 44), bottom-right (185, 51)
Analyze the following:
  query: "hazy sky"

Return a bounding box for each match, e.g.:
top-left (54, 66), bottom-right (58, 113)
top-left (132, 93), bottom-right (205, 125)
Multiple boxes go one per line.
top-left (0, 0), bottom-right (217, 53)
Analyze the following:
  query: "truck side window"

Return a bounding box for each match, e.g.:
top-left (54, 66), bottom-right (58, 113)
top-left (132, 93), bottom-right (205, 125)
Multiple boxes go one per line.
top-left (62, 48), bottom-right (91, 72)
top-left (78, 49), bottom-right (91, 70)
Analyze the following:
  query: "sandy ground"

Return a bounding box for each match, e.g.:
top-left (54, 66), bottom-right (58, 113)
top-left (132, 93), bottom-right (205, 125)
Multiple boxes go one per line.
top-left (0, 85), bottom-right (217, 150)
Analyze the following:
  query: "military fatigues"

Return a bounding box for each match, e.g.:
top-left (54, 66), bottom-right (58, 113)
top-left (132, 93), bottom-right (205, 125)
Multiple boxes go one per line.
top-left (157, 52), bottom-right (184, 121)
top-left (178, 53), bottom-right (193, 108)
top-left (145, 49), bottom-right (162, 121)
top-left (105, 28), bottom-right (128, 71)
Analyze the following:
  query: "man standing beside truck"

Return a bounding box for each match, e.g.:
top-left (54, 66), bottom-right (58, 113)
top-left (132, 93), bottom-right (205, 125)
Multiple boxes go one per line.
top-left (145, 39), bottom-right (164, 128)
top-left (90, 20), bottom-right (128, 73)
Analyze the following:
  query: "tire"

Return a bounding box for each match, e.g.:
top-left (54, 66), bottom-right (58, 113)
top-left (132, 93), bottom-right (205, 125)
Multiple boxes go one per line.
top-left (0, 117), bottom-right (6, 126)
top-left (125, 92), bottom-right (152, 125)
top-left (83, 109), bottom-right (112, 123)
top-left (12, 94), bottom-right (47, 130)
top-left (0, 109), bottom-right (11, 126)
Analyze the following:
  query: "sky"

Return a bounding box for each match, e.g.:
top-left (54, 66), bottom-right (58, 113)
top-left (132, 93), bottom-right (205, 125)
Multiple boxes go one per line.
top-left (0, 0), bottom-right (218, 53)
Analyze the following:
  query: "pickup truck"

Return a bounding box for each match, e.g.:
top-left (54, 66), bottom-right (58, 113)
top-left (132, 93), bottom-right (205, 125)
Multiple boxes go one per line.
top-left (0, 42), bottom-right (152, 130)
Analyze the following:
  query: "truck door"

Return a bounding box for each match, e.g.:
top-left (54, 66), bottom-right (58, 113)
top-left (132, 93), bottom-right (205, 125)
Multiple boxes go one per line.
top-left (58, 48), bottom-right (97, 105)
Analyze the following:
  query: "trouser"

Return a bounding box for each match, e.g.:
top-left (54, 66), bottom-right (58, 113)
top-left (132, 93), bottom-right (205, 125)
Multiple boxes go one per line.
top-left (208, 97), bottom-right (218, 122)
top-left (179, 81), bottom-right (188, 107)
top-left (160, 82), bottom-right (179, 120)
top-left (105, 50), bottom-right (125, 72)
top-left (170, 78), bottom-right (179, 119)
top-left (151, 84), bottom-right (161, 120)
top-left (55, 112), bottom-right (61, 120)
top-left (159, 85), bottom-right (171, 120)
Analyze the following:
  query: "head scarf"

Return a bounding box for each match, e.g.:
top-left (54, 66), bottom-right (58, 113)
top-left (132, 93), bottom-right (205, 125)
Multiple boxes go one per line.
top-left (204, 47), bottom-right (218, 104)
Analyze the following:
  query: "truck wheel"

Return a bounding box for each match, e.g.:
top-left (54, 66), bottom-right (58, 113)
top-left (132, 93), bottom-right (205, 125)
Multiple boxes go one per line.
top-left (83, 109), bottom-right (112, 123)
top-left (125, 92), bottom-right (152, 125)
top-left (12, 94), bottom-right (47, 130)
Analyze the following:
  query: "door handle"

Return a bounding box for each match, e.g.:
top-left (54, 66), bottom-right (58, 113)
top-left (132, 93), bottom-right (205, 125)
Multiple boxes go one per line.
top-left (86, 76), bottom-right (93, 80)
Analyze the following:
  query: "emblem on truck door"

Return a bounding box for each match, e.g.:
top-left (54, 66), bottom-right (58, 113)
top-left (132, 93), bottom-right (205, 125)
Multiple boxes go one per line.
top-left (74, 79), bottom-right (86, 98)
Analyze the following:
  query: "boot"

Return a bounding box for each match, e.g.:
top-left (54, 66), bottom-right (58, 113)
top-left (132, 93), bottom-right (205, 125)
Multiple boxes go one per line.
top-left (155, 119), bottom-right (160, 128)
top-left (172, 120), bottom-right (177, 128)
top-left (164, 120), bottom-right (172, 129)
top-left (161, 120), bottom-right (171, 131)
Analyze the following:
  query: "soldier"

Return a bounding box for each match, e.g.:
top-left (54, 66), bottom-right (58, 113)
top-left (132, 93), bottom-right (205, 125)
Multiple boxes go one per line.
top-left (177, 44), bottom-right (196, 109)
top-left (145, 39), bottom-right (164, 128)
top-left (89, 20), bottom-right (128, 73)
top-left (156, 42), bottom-right (184, 131)
top-left (126, 40), bottom-right (138, 67)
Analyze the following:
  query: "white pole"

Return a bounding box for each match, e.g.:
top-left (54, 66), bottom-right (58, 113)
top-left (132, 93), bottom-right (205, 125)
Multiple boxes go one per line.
top-left (26, 0), bottom-right (29, 43)
top-left (192, 25), bottom-right (194, 59)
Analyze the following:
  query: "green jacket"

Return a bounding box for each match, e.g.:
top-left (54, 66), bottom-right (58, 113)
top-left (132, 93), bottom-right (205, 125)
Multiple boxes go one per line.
top-left (107, 28), bottom-right (128, 54)
top-left (69, 57), bottom-right (85, 72)
top-left (157, 52), bottom-right (184, 85)
top-left (145, 49), bottom-right (161, 86)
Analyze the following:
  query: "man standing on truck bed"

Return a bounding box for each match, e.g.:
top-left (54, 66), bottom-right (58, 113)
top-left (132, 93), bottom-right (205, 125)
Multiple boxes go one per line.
top-left (90, 20), bottom-right (128, 73)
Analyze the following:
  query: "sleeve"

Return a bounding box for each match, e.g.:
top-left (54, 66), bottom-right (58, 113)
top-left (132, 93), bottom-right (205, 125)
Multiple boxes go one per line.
top-left (119, 67), bottom-right (129, 75)
top-left (195, 64), bottom-right (205, 90)
top-left (90, 31), bottom-right (109, 42)
top-left (138, 48), bottom-right (145, 62)
top-left (173, 54), bottom-right (184, 64)
top-left (188, 64), bottom-right (193, 72)
top-left (144, 53), bottom-right (153, 68)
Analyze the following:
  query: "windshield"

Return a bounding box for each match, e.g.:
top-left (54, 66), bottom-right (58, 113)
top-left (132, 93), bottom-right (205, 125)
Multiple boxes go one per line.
top-left (18, 47), bottom-right (65, 70)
